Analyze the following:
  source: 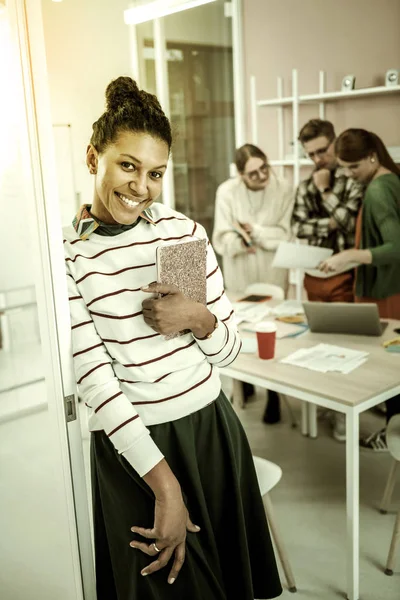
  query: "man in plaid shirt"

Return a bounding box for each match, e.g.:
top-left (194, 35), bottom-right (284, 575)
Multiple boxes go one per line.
top-left (292, 120), bottom-right (364, 443)
top-left (292, 119), bottom-right (364, 302)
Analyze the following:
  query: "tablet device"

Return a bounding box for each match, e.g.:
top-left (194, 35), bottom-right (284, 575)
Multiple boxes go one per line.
top-left (156, 238), bottom-right (207, 338)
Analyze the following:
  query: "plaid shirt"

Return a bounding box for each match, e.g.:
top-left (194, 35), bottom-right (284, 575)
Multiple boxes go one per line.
top-left (291, 168), bottom-right (364, 253)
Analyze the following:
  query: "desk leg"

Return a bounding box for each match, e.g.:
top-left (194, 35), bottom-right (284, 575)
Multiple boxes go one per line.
top-left (346, 410), bottom-right (359, 600)
top-left (308, 403), bottom-right (318, 438)
top-left (301, 402), bottom-right (309, 436)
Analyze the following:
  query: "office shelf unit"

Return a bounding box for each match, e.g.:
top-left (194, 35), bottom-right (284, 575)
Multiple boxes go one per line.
top-left (250, 68), bottom-right (400, 187)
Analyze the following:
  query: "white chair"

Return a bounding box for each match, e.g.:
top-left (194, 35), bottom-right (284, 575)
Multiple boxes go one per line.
top-left (253, 455), bottom-right (297, 593)
top-left (380, 415), bottom-right (400, 576)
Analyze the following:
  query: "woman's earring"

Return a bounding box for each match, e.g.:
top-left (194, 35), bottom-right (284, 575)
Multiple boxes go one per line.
top-left (370, 158), bottom-right (376, 163)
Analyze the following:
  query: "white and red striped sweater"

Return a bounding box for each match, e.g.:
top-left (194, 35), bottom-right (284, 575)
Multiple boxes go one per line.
top-left (64, 203), bottom-right (241, 476)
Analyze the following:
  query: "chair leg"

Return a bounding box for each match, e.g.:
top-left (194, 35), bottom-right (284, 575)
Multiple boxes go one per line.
top-left (380, 460), bottom-right (399, 514)
top-left (263, 493), bottom-right (297, 593)
top-left (307, 403), bottom-right (318, 439)
top-left (232, 378), bottom-right (245, 409)
top-left (301, 402), bottom-right (309, 436)
top-left (282, 395), bottom-right (297, 429)
top-left (385, 508), bottom-right (400, 575)
top-left (220, 374), bottom-right (234, 404)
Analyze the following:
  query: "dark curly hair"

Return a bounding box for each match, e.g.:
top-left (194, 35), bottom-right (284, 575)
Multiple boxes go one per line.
top-left (90, 76), bottom-right (172, 153)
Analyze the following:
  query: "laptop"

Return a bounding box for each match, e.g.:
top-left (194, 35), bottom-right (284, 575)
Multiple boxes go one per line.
top-left (302, 302), bottom-right (388, 336)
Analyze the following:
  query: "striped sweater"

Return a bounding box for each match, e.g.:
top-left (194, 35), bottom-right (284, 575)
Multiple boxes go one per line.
top-left (64, 203), bottom-right (241, 476)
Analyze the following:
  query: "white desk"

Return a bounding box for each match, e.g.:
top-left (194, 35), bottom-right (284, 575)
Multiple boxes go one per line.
top-left (223, 322), bottom-right (400, 600)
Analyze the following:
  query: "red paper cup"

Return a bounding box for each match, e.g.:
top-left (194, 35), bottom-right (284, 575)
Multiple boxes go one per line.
top-left (255, 322), bottom-right (277, 360)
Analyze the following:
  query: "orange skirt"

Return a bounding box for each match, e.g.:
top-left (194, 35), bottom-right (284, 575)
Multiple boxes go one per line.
top-left (304, 271), bottom-right (354, 303)
top-left (355, 294), bottom-right (400, 320)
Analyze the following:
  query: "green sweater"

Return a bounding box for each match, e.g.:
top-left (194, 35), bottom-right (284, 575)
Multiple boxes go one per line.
top-left (356, 173), bottom-right (400, 299)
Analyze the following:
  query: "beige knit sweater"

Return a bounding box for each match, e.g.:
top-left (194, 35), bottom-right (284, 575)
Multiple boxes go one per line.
top-left (212, 174), bottom-right (294, 293)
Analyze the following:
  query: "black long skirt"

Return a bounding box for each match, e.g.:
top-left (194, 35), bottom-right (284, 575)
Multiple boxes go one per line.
top-left (91, 391), bottom-right (282, 600)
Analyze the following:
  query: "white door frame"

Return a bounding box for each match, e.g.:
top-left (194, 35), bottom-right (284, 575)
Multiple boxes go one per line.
top-left (153, 17), bottom-right (176, 209)
top-left (10, 1), bottom-right (95, 597)
top-left (231, 0), bottom-right (246, 147)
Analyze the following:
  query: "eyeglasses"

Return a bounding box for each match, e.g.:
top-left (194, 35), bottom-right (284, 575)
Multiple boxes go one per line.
top-left (307, 141), bottom-right (334, 160)
top-left (243, 162), bottom-right (269, 181)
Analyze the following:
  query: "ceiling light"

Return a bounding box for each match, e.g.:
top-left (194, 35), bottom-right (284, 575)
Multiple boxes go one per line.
top-left (124, 0), bottom-right (217, 25)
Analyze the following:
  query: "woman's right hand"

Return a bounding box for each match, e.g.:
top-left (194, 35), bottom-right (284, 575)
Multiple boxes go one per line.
top-left (130, 461), bottom-right (200, 584)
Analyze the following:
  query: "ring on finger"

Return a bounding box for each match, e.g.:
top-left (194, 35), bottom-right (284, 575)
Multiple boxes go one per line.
top-left (152, 542), bottom-right (161, 553)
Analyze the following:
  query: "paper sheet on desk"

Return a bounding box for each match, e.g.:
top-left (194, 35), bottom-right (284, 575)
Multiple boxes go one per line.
top-left (272, 241), bottom-right (333, 269)
top-left (232, 302), bottom-right (271, 323)
top-left (280, 343), bottom-right (369, 374)
top-left (272, 300), bottom-right (304, 317)
top-left (243, 320), bottom-right (308, 339)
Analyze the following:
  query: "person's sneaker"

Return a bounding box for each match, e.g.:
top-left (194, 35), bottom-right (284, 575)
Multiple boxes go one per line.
top-left (332, 413), bottom-right (346, 442)
top-left (360, 428), bottom-right (388, 452)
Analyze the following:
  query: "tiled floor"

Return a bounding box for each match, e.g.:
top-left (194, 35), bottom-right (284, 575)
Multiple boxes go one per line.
top-left (237, 391), bottom-right (399, 599)
top-left (79, 393), bottom-right (400, 599)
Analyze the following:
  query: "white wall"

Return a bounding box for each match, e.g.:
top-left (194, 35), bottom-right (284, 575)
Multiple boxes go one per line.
top-left (42, 0), bottom-right (132, 209)
top-left (242, 0), bottom-right (400, 163)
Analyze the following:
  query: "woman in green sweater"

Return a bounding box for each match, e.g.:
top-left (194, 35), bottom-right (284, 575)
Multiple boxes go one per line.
top-left (320, 128), bottom-right (400, 451)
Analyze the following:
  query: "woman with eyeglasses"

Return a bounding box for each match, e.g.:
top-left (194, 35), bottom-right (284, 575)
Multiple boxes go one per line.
top-left (212, 144), bottom-right (294, 423)
top-left (319, 128), bottom-right (400, 451)
top-left (212, 144), bottom-right (294, 295)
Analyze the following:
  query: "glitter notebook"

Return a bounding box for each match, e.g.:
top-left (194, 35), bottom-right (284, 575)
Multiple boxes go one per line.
top-left (156, 238), bottom-right (207, 339)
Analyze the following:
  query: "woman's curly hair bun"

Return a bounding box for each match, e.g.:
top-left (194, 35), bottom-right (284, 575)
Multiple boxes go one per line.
top-left (90, 76), bottom-right (172, 152)
top-left (105, 77), bottom-right (142, 112)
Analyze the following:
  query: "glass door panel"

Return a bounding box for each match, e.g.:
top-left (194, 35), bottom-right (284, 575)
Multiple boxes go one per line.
top-left (0, 3), bottom-right (85, 598)
top-left (165, 1), bottom-right (235, 238)
top-left (137, 0), bottom-right (235, 238)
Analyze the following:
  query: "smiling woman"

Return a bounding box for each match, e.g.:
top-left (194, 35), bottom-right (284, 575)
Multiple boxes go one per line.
top-left (87, 130), bottom-right (168, 224)
top-left (86, 77), bottom-right (170, 225)
top-left (64, 76), bottom-right (282, 600)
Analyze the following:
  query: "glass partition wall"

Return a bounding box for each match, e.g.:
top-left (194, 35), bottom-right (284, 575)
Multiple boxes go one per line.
top-left (0, 2), bottom-right (90, 598)
top-left (135, 0), bottom-right (236, 238)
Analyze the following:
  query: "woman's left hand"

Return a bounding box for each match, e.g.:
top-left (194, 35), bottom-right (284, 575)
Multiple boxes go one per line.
top-left (319, 249), bottom-right (354, 274)
top-left (141, 283), bottom-right (197, 335)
